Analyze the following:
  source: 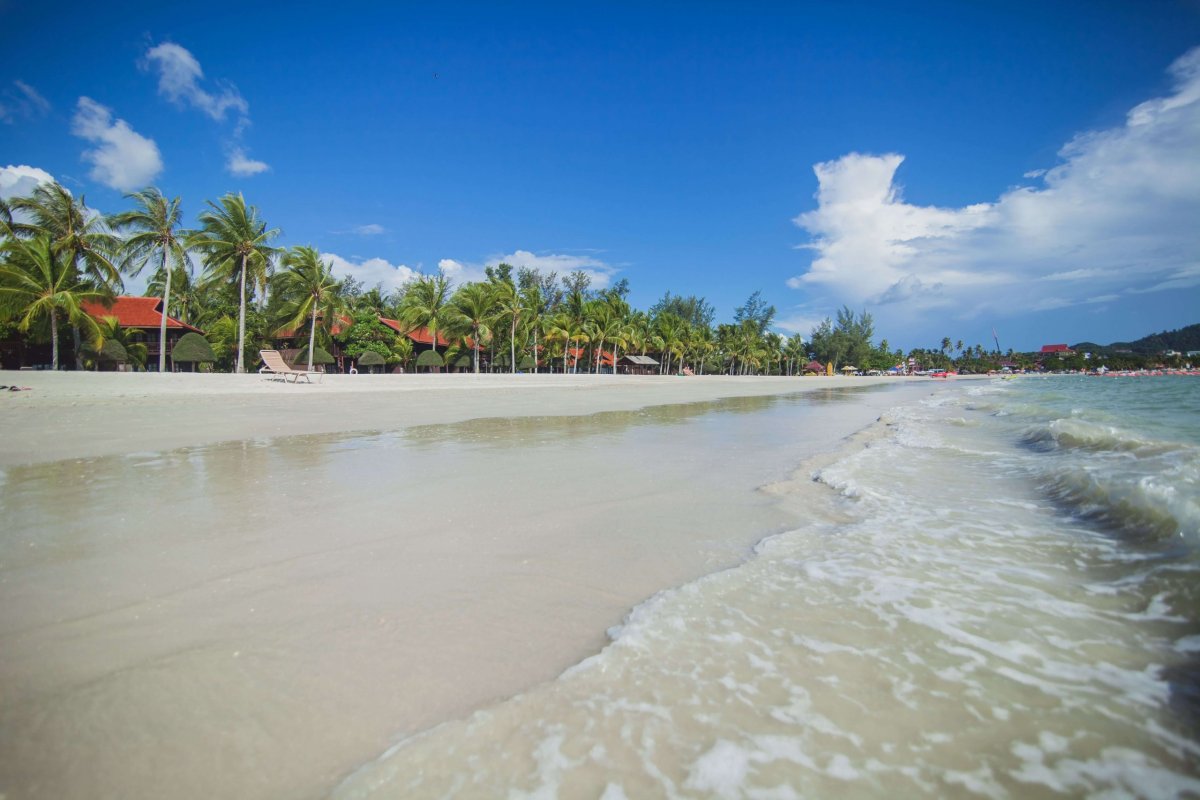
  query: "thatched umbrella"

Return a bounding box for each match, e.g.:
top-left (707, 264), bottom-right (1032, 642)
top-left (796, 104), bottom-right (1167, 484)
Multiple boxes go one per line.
top-left (452, 354), bottom-right (472, 371)
top-left (297, 344), bottom-right (334, 367)
top-left (518, 355), bottom-right (536, 371)
top-left (358, 350), bottom-right (385, 373)
top-left (92, 340), bottom-right (127, 370)
top-left (841, 365), bottom-right (857, 374)
top-left (416, 349), bottom-right (444, 372)
top-left (171, 332), bottom-right (215, 372)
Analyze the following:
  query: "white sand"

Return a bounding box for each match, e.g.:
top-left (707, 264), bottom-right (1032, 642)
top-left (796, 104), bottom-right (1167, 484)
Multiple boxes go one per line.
top-left (0, 371), bottom-right (948, 799)
top-left (0, 370), bottom-right (927, 466)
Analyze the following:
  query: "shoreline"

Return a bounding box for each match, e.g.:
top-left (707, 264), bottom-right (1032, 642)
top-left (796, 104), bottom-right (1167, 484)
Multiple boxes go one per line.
top-left (0, 371), bottom-right (947, 467)
top-left (0, 373), bottom-right (957, 799)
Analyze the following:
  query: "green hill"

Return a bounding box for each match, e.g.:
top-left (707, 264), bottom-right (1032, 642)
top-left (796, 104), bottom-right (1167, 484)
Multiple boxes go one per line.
top-left (1074, 323), bottom-right (1200, 354)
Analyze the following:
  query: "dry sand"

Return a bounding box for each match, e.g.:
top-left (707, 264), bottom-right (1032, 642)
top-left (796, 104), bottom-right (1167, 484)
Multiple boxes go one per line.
top-left (0, 371), bottom-right (945, 799)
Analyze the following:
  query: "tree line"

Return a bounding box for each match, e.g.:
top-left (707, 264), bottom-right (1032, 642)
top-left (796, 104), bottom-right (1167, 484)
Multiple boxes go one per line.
top-left (3, 181), bottom-right (1054, 376)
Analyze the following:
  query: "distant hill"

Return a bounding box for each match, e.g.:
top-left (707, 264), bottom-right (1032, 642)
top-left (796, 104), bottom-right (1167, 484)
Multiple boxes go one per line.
top-left (1074, 322), bottom-right (1200, 354)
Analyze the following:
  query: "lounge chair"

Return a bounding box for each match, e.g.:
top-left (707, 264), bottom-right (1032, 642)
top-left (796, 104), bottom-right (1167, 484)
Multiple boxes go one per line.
top-left (259, 349), bottom-right (323, 384)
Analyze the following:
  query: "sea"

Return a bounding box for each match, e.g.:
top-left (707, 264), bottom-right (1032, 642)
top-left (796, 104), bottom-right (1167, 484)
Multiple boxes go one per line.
top-left (333, 376), bottom-right (1200, 799)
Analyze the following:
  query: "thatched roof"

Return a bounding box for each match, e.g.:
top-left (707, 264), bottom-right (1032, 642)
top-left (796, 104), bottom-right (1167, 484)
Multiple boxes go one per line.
top-left (621, 354), bottom-right (659, 366)
top-left (295, 345), bottom-right (334, 365)
top-left (518, 355), bottom-right (536, 370)
top-left (171, 332), bottom-right (215, 363)
top-left (452, 354), bottom-right (472, 368)
top-left (416, 350), bottom-right (444, 367)
top-left (358, 350), bottom-right (386, 366)
top-left (95, 340), bottom-right (127, 362)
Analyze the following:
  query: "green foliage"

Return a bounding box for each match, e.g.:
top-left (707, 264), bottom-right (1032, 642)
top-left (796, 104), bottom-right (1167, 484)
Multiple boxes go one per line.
top-left (172, 331), bottom-right (215, 363)
top-left (650, 291), bottom-right (715, 329)
top-left (338, 309), bottom-right (398, 360)
top-left (733, 290), bottom-right (776, 336)
top-left (416, 349), bottom-right (444, 369)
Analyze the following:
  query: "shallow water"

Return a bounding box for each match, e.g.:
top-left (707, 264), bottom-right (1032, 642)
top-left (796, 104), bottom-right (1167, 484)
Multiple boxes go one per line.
top-left (0, 383), bottom-right (924, 800)
top-left (334, 377), bottom-right (1200, 799)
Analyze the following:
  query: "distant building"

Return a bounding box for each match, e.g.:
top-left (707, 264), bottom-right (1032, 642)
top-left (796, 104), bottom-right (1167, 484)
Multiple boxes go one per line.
top-left (1040, 344), bottom-right (1074, 354)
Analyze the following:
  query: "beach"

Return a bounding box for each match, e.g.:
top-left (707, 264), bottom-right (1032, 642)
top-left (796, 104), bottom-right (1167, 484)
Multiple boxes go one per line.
top-left (0, 371), bottom-right (936, 799)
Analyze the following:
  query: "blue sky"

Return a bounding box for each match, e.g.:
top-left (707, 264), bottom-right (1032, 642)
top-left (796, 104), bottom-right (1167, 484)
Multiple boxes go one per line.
top-left (2, 1), bottom-right (1198, 351)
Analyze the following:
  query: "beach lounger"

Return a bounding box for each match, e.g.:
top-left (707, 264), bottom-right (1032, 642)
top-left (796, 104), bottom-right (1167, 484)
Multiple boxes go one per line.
top-left (259, 349), bottom-right (323, 384)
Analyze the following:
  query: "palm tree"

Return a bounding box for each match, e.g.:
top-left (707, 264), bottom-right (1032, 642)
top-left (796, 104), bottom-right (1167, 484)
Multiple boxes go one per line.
top-left (0, 235), bottom-right (106, 370)
top-left (398, 272), bottom-right (452, 357)
top-left (9, 182), bottom-right (121, 367)
top-left (491, 281), bottom-right (526, 374)
top-left (110, 188), bottom-right (191, 372)
top-left (446, 282), bottom-right (495, 374)
top-left (88, 315), bottom-right (148, 370)
top-left (273, 246), bottom-right (347, 372)
top-left (189, 193), bottom-right (280, 373)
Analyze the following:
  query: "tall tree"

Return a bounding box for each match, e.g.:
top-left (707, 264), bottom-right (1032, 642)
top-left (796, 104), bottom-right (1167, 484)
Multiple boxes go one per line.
top-left (9, 182), bottom-right (121, 366)
top-left (110, 188), bottom-right (191, 372)
top-left (446, 282), bottom-right (494, 374)
top-left (272, 245), bottom-right (346, 372)
top-left (189, 193), bottom-right (280, 373)
top-left (0, 235), bottom-right (106, 370)
top-left (733, 290), bottom-right (776, 336)
top-left (491, 280), bottom-right (526, 374)
top-left (398, 272), bottom-right (452, 356)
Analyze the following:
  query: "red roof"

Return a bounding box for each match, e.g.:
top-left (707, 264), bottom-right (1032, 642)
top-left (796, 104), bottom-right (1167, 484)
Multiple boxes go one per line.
top-left (276, 313), bottom-right (351, 338)
top-left (83, 296), bottom-right (202, 333)
top-left (568, 347), bottom-right (615, 366)
top-left (379, 318), bottom-right (481, 350)
top-left (1040, 344), bottom-right (1073, 353)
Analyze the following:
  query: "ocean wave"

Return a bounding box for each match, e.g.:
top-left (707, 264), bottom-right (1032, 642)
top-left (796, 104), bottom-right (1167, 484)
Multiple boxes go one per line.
top-left (1023, 417), bottom-right (1193, 458)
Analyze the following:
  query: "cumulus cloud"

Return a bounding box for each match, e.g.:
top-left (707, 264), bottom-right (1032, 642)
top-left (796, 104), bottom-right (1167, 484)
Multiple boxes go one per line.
top-left (142, 42), bottom-right (268, 177)
top-left (439, 249), bottom-right (619, 288)
top-left (227, 147), bottom-right (269, 176)
top-left (71, 97), bottom-right (163, 191)
top-left (0, 164), bottom-right (55, 201)
top-left (789, 45), bottom-right (1200, 329)
top-left (143, 42), bottom-right (248, 121)
top-left (325, 253), bottom-right (420, 293)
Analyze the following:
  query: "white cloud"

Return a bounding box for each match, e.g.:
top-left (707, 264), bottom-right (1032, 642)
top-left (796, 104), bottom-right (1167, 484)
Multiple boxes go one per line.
top-left (789, 45), bottom-right (1200, 328)
top-left (325, 253), bottom-right (420, 293)
top-left (227, 147), bottom-right (269, 176)
top-left (0, 164), bottom-right (55, 201)
top-left (353, 223), bottom-right (385, 235)
top-left (0, 80), bottom-right (50, 123)
top-left (439, 249), bottom-right (619, 288)
top-left (142, 42), bottom-right (248, 122)
top-left (71, 97), bottom-right (163, 191)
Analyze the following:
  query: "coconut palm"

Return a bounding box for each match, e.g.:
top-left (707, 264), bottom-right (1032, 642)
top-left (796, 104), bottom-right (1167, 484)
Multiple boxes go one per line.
top-left (9, 182), bottom-right (121, 367)
top-left (110, 188), bottom-right (192, 372)
top-left (272, 246), bottom-right (347, 372)
top-left (398, 272), bottom-right (452, 357)
top-left (446, 282), bottom-right (494, 373)
top-left (189, 193), bottom-right (279, 373)
top-left (0, 235), bottom-right (106, 369)
top-left (491, 281), bottom-right (526, 374)
top-left (88, 315), bottom-right (148, 370)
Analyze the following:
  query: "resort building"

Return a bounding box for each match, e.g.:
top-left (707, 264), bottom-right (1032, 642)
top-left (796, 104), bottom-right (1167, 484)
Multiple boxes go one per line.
top-left (1040, 344), bottom-right (1074, 354)
top-left (81, 296), bottom-right (204, 371)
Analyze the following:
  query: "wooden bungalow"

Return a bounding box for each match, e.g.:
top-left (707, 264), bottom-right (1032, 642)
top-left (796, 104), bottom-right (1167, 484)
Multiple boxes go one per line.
top-left (619, 354), bottom-right (659, 375)
top-left (82, 296), bottom-right (204, 372)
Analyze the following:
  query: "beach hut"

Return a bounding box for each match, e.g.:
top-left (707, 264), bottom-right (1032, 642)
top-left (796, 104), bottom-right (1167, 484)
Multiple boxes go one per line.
top-left (619, 354), bottom-right (659, 375)
top-left (171, 332), bottom-right (215, 372)
top-left (416, 349), bottom-right (444, 373)
top-left (803, 359), bottom-right (825, 376)
top-left (357, 350), bottom-right (386, 373)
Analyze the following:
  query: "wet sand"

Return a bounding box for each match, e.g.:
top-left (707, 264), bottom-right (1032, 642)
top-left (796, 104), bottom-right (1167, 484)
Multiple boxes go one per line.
top-left (0, 372), bottom-right (941, 798)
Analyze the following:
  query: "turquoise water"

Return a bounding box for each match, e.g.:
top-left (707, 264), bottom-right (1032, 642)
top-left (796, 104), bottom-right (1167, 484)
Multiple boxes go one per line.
top-left (335, 376), bottom-right (1200, 798)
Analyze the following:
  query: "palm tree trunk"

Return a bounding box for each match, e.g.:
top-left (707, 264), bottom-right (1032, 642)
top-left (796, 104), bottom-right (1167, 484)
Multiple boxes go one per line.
top-left (473, 325), bottom-right (480, 374)
top-left (236, 254), bottom-right (247, 373)
top-left (510, 319), bottom-right (517, 374)
top-left (307, 307), bottom-right (317, 372)
top-left (159, 249), bottom-right (171, 373)
top-left (532, 327), bottom-right (538, 374)
top-left (51, 308), bottom-right (59, 371)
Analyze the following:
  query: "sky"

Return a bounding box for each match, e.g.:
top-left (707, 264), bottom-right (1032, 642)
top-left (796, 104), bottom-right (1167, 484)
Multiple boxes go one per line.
top-left (1, 0), bottom-right (1198, 352)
